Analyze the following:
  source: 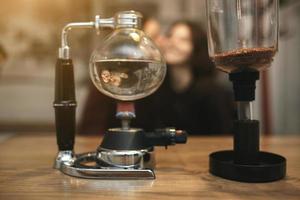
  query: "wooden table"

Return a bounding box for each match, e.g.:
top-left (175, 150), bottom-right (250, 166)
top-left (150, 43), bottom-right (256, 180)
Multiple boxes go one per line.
top-left (0, 133), bottom-right (300, 200)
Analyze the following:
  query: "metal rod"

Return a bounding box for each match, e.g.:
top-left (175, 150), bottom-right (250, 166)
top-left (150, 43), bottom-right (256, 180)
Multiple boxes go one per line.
top-left (57, 11), bottom-right (142, 59)
top-left (61, 22), bottom-right (95, 47)
top-left (59, 22), bottom-right (95, 59)
top-left (58, 16), bottom-right (115, 59)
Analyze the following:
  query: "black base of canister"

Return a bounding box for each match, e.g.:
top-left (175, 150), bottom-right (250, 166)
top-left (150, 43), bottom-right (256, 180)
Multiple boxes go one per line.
top-left (209, 150), bottom-right (286, 182)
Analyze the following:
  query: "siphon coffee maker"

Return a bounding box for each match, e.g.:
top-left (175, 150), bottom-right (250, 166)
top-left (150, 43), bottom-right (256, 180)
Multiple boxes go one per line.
top-left (207, 0), bottom-right (286, 182)
top-left (53, 11), bottom-right (187, 179)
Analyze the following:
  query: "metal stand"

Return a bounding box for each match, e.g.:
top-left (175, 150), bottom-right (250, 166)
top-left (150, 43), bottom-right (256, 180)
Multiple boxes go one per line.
top-left (53, 12), bottom-right (187, 179)
top-left (54, 128), bottom-right (186, 179)
top-left (55, 151), bottom-right (155, 179)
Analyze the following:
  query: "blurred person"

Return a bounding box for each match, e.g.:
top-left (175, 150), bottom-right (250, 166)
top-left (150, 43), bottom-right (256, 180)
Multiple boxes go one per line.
top-left (143, 17), bottom-right (160, 41)
top-left (142, 17), bottom-right (166, 49)
top-left (134, 21), bottom-right (234, 135)
top-left (0, 44), bottom-right (7, 75)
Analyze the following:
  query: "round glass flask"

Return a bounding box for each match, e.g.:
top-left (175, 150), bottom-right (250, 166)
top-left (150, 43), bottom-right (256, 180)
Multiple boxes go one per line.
top-left (90, 19), bottom-right (166, 101)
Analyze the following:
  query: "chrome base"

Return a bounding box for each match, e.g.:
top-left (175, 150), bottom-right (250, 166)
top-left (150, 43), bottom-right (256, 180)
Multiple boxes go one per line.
top-left (54, 148), bottom-right (155, 179)
top-left (96, 147), bottom-right (154, 169)
top-left (54, 150), bottom-right (75, 169)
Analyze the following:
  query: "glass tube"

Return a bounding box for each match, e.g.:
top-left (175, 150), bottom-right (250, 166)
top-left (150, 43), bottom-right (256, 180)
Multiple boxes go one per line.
top-left (237, 101), bottom-right (253, 120)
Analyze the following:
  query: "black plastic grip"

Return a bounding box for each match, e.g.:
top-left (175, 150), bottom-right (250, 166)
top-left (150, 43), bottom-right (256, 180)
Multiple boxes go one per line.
top-left (145, 129), bottom-right (188, 147)
top-left (53, 59), bottom-right (76, 151)
top-left (233, 120), bottom-right (259, 164)
top-left (229, 71), bottom-right (259, 101)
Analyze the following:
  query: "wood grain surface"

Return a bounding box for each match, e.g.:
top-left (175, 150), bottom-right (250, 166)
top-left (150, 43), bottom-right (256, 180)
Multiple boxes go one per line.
top-left (0, 133), bottom-right (299, 200)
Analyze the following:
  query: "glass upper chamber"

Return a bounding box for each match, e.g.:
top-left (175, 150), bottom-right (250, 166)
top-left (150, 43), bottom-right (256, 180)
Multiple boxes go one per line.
top-left (90, 27), bottom-right (166, 101)
top-left (206, 0), bottom-right (279, 73)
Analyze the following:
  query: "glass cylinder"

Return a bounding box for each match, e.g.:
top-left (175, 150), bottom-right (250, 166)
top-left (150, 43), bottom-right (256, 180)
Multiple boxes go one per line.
top-left (206, 0), bottom-right (279, 73)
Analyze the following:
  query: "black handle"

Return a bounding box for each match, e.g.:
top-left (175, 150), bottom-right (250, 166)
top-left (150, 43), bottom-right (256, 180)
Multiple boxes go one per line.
top-left (53, 58), bottom-right (76, 151)
top-left (145, 128), bottom-right (188, 147)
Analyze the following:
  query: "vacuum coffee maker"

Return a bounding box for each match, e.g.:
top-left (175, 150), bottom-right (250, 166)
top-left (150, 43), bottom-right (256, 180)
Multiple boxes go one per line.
top-left (207, 0), bottom-right (286, 182)
top-left (53, 11), bottom-right (187, 179)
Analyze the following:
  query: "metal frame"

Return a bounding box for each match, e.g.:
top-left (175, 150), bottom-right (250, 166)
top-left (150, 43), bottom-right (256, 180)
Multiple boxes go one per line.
top-left (55, 150), bottom-right (155, 179)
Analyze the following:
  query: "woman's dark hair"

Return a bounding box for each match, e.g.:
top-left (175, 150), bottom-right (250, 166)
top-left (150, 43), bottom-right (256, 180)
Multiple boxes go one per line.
top-left (167, 20), bottom-right (216, 79)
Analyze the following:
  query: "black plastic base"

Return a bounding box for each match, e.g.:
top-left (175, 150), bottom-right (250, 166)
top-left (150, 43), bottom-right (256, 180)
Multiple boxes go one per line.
top-left (100, 128), bottom-right (188, 151)
top-left (209, 150), bottom-right (286, 183)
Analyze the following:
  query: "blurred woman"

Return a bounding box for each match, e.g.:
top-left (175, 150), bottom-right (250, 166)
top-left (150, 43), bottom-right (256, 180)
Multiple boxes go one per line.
top-left (0, 44), bottom-right (7, 75)
top-left (142, 17), bottom-right (166, 50)
top-left (134, 21), bottom-right (234, 134)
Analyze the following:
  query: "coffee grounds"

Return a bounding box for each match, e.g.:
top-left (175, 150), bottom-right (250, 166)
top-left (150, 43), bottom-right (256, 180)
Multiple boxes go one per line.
top-left (212, 47), bottom-right (276, 73)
